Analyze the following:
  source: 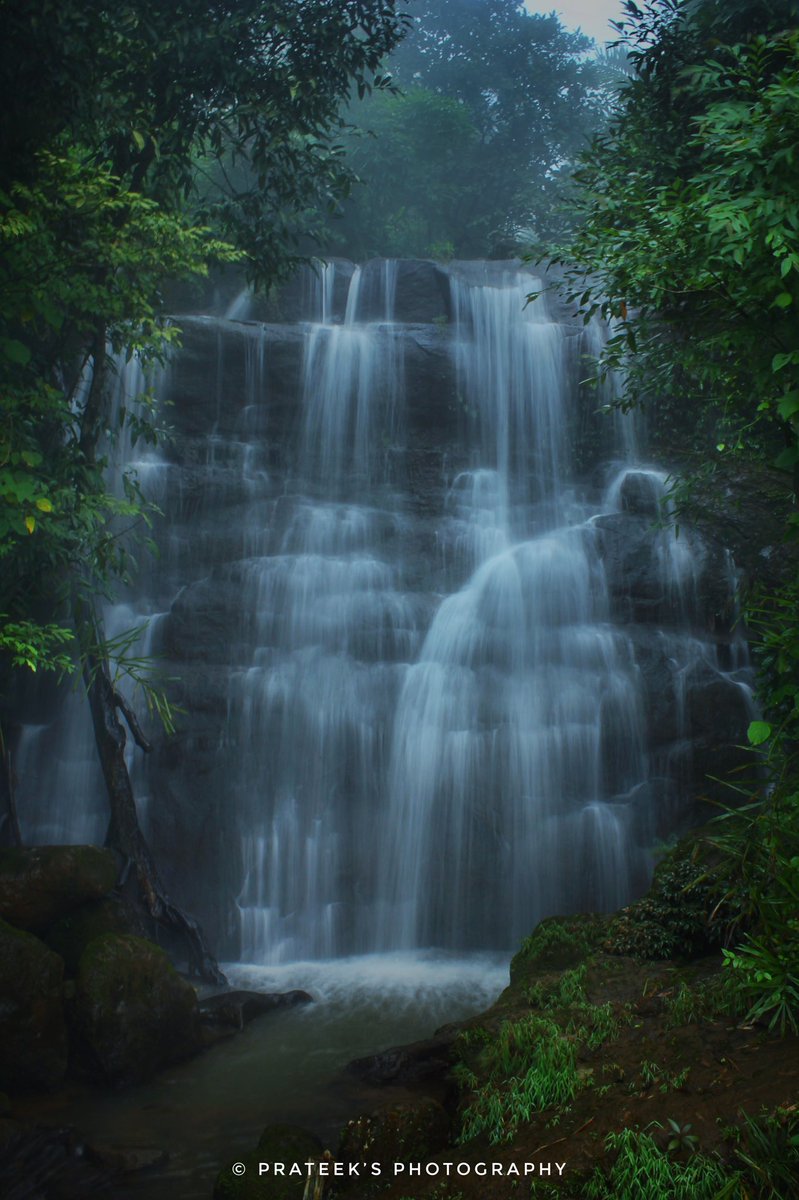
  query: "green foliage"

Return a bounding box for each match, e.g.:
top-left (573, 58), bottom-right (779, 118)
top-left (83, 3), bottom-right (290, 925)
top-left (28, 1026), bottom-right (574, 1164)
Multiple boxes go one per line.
top-left (722, 937), bottom-right (799, 1035)
top-left (582, 1128), bottom-right (729, 1200)
top-left (604, 839), bottom-right (723, 960)
top-left (730, 1108), bottom-right (799, 1198)
top-left (0, 1), bottom-right (407, 707)
top-left (663, 980), bottom-right (706, 1026)
top-left (637, 1061), bottom-right (689, 1093)
top-left (457, 1014), bottom-right (579, 1145)
top-left (0, 146), bottom-right (234, 685)
top-left (1, 1), bottom-right (408, 282)
top-left (551, 2), bottom-right (799, 482)
top-left (524, 964), bottom-right (628, 1049)
top-left (666, 1119), bottom-right (699, 1153)
top-left (0, 619), bottom-right (74, 676)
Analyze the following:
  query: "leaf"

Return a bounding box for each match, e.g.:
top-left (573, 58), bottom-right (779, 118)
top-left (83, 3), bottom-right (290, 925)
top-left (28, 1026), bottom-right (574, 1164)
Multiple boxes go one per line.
top-left (1, 337), bottom-right (31, 365)
top-left (778, 392), bottom-right (799, 421)
top-left (747, 720), bottom-right (772, 746)
top-left (773, 292), bottom-right (793, 308)
top-left (35, 497), bottom-right (53, 512)
top-left (24, 515), bottom-right (35, 534)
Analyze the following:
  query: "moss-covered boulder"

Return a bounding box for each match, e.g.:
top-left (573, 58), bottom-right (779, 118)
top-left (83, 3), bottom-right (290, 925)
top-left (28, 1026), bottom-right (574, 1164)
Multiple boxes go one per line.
top-left (45, 896), bottom-right (144, 976)
top-left (0, 846), bottom-right (118, 933)
top-left (69, 933), bottom-right (201, 1086)
top-left (339, 1099), bottom-right (450, 1173)
top-left (509, 914), bottom-right (608, 986)
top-left (0, 917), bottom-right (67, 1090)
top-left (213, 1123), bottom-right (323, 1200)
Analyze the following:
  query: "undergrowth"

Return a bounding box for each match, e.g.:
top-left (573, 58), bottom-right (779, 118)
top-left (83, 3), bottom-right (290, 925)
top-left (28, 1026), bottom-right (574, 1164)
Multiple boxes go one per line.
top-left (582, 1128), bottom-right (729, 1200)
top-left (456, 1014), bottom-right (578, 1145)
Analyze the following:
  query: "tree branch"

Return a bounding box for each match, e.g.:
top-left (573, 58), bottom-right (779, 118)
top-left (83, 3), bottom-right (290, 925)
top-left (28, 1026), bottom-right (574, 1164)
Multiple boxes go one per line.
top-left (113, 688), bottom-right (152, 753)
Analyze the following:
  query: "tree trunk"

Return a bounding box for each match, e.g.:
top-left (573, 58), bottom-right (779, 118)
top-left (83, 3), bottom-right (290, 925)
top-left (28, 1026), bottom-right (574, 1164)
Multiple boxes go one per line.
top-left (0, 723), bottom-right (23, 848)
top-left (77, 601), bottom-right (225, 984)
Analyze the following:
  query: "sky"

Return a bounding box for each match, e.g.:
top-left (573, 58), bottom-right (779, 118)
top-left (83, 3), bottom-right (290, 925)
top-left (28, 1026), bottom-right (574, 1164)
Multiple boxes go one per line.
top-left (525, 1), bottom-right (627, 45)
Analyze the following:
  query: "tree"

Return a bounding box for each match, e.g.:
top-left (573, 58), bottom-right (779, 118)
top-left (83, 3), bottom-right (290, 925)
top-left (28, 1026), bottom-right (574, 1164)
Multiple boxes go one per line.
top-left (325, 0), bottom-right (605, 258)
top-left (550, 0), bottom-right (799, 1031)
top-left (0, 0), bottom-right (408, 977)
top-left (325, 88), bottom-right (482, 259)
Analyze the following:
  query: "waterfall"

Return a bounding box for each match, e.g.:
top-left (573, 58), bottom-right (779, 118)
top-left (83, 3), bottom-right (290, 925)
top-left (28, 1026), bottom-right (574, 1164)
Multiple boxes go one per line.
top-left (15, 259), bottom-right (752, 963)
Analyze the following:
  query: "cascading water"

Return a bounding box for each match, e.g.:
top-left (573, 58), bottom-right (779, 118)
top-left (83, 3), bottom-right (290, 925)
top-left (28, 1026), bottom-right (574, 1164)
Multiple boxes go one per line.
top-left (15, 258), bottom-right (752, 968)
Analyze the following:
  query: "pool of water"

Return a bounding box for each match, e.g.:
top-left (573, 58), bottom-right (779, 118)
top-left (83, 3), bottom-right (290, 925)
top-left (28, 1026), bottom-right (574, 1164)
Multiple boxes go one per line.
top-left (20, 952), bottom-right (508, 1199)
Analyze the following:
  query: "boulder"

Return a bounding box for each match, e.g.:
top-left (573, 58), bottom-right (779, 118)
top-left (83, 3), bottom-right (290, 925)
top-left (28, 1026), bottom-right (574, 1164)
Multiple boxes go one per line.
top-left (0, 846), bottom-right (118, 933)
top-left (346, 1033), bottom-right (455, 1087)
top-left (0, 918), bottom-right (67, 1091)
top-left (45, 896), bottom-right (145, 977)
top-left (200, 989), bottom-right (312, 1030)
top-left (214, 1124), bottom-right (323, 1200)
top-left (69, 933), bottom-right (201, 1086)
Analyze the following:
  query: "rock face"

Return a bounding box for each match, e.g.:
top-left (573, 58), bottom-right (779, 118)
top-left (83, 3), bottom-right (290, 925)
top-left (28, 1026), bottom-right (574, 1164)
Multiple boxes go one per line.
top-left (0, 846), bottom-right (118, 933)
top-left (69, 933), bottom-right (201, 1086)
top-left (0, 918), bottom-right (68, 1090)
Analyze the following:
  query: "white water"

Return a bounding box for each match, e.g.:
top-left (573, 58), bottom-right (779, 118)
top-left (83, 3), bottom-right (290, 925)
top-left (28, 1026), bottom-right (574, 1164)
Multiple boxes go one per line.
top-left (15, 259), bottom-right (750, 970)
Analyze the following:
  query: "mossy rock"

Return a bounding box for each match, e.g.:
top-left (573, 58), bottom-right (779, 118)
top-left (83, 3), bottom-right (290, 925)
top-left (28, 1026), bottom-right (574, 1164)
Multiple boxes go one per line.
top-left (603, 832), bottom-right (725, 960)
top-left (0, 846), bottom-right (118, 933)
top-left (339, 1099), bottom-right (450, 1171)
top-left (69, 933), bottom-right (201, 1086)
top-left (213, 1124), bottom-right (322, 1200)
top-left (45, 896), bottom-right (144, 976)
top-left (0, 917), bottom-right (67, 1091)
top-left (509, 914), bottom-right (608, 985)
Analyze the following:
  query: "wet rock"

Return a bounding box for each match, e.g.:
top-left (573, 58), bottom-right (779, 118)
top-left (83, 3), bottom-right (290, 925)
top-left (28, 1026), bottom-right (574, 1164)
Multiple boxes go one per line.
top-left (200, 988), bottom-right (313, 1030)
top-left (214, 1123), bottom-right (323, 1200)
top-left (45, 896), bottom-right (145, 977)
top-left (391, 260), bottom-right (452, 323)
top-left (346, 1033), bottom-right (455, 1086)
top-left (0, 846), bottom-right (118, 933)
top-left (86, 1141), bottom-right (168, 1173)
top-left (0, 918), bottom-right (67, 1091)
top-left (338, 1099), bottom-right (450, 1172)
top-left (0, 1123), bottom-right (117, 1198)
top-left (69, 933), bottom-right (201, 1086)
top-left (619, 470), bottom-right (664, 518)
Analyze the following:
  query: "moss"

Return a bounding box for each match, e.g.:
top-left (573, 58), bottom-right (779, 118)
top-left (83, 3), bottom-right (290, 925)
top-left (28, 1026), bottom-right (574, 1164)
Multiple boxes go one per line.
top-left (70, 933), bottom-right (200, 1086)
top-left (45, 896), bottom-right (142, 976)
top-left (0, 917), bottom-right (67, 1091)
top-left (0, 846), bottom-right (118, 932)
top-left (509, 914), bottom-right (608, 985)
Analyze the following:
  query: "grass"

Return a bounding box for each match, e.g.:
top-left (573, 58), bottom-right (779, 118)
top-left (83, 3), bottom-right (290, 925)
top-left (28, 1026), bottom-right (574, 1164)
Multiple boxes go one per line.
top-left (582, 1128), bottom-right (730, 1200)
top-left (457, 1014), bottom-right (579, 1145)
